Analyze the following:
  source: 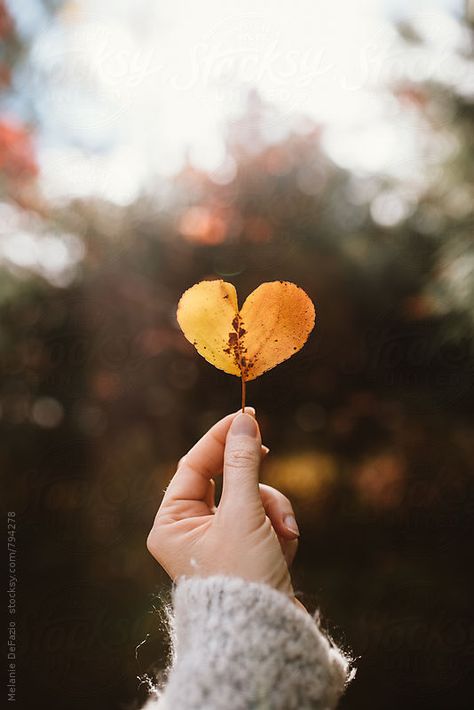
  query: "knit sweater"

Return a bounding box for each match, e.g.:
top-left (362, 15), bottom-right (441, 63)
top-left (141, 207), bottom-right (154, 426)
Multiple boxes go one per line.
top-left (144, 575), bottom-right (352, 710)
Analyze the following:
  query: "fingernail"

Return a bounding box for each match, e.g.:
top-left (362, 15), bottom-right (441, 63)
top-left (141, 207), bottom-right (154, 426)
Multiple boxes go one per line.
top-left (243, 406), bottom-right (255, 417)
top-left (284, 515), bottom-right (300, 537)
top-left (261, 445), bottom-right (270, 455)
top-left (230, 413), bottom-right (258, 438)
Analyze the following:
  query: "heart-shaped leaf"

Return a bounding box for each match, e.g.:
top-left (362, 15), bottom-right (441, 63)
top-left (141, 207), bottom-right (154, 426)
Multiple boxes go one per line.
top-left (177, 280), bottom-right (315, 408)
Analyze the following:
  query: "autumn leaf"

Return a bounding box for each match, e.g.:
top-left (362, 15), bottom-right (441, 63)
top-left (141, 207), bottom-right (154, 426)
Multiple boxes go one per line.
top-left (177, 280), bottom-right (316, 410)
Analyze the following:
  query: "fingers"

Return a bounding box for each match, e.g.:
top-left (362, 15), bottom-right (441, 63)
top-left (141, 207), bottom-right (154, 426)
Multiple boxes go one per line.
top-left (259, 484), bottom-right (299, 567)
top-left (220, 413), bottom-right (263, 510)
top-left (281, 537), bottom-right (299, 568)
top-left (259, 484), bottom-right (300, 539)
top-left (204, 479), bottom-right (216, 511)
top-left (163, 407), bottom-right (254, 503)
top-left (200, 445), bottom-right (269, 513)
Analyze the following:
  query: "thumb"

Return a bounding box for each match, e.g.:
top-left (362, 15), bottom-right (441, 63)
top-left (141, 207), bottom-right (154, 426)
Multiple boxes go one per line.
top-left (220, 412), bottom-right (263, 510)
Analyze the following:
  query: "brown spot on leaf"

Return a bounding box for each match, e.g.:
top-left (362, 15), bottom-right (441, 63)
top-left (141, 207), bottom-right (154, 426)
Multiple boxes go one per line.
top-left (177, 279), bottom-right (315, 383)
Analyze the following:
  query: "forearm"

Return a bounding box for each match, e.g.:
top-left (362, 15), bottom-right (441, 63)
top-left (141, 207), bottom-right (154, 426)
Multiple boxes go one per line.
top-left (145, 576), bottom-right (352, 710)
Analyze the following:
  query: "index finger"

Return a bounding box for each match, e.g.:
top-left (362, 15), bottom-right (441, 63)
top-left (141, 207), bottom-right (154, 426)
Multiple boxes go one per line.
top-left (163, 407), bottom-right (255, 503)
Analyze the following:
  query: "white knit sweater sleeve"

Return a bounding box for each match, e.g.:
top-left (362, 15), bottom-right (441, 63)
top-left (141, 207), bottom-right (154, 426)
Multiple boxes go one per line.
top-left (144, 575), bottom-right (352, 710)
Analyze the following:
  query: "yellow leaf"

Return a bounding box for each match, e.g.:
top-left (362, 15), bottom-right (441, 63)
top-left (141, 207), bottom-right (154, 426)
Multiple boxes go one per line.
top-left (177, 279), bottom-right (316, 406)
top-left (177, 279), bottom-right (241, 377)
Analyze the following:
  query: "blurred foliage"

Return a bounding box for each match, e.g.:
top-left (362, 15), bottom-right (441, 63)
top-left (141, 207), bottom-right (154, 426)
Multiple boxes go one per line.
top-left (1, 2), bottom-right (474, 710)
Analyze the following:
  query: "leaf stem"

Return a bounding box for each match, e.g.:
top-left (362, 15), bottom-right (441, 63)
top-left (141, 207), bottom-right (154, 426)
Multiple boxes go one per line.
top-left (241, 376), bottom-right (246, 413)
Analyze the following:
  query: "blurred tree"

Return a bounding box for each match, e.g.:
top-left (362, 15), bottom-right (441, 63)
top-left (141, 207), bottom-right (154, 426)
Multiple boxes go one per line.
top-left (0, 0), bottom-right (38, 201)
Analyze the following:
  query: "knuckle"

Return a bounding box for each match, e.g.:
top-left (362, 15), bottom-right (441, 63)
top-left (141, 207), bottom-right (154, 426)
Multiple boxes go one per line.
top-left (226, 446), bottom-right (259, 469)
top-left (261, 483), bottom-right (291, 504)
top-left (146, 525), bottom-right (164, 559)
top-left (146, 529), bottom-right (157, 555)
top-left (276, 490), bottom-right (292, 509)
top-left (273, 488), bottom-right (290, 505)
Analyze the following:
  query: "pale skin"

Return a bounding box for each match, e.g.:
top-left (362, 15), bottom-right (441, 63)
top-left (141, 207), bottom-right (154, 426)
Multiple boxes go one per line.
top-left (147, 408), bottom-right (305, 606)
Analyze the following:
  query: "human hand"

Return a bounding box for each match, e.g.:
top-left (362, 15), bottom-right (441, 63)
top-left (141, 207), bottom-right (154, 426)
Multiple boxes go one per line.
top-left (147, 409), bottom-right (301, 598)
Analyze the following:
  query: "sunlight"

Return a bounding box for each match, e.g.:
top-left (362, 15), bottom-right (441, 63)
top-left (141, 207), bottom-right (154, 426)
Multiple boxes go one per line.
top-left (11, 0), bottom-right (467, 202)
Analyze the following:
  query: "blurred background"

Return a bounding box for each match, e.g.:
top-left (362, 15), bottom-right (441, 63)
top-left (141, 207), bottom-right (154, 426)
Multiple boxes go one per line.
top-left (1, 0), bottom-right (473, 708)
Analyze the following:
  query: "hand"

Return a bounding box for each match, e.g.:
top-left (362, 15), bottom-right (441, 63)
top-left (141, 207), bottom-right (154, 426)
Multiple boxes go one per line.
top-left (147, 408), bottom-right (301, 598)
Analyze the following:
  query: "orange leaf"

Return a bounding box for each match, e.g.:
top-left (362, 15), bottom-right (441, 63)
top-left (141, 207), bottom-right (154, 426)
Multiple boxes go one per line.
top-left (238, 281), bottom-right (316, 380)
top-left (177, 280), bottom-right (315, 394)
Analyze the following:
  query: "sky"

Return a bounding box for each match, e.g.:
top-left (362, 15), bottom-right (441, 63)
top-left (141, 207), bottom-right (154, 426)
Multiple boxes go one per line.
top-left (6, 0), bottom-right (471, 204)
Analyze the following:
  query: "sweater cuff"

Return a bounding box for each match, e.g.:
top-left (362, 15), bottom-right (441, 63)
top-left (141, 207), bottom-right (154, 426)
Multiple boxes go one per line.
top-left (161, 575), bottom-right (352, 709)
